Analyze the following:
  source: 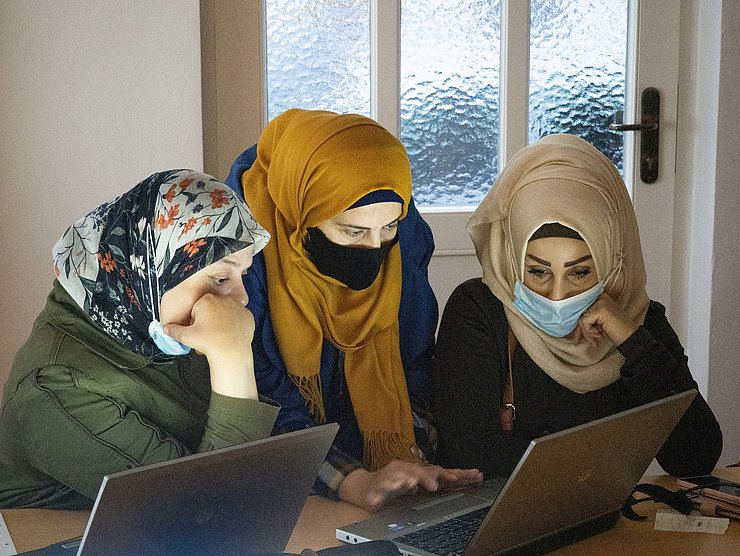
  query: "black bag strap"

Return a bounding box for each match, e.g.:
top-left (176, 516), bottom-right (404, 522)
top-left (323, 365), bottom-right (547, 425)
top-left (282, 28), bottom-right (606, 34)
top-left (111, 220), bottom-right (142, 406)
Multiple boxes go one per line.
top-left (621, 483), bottom-right (695, 520)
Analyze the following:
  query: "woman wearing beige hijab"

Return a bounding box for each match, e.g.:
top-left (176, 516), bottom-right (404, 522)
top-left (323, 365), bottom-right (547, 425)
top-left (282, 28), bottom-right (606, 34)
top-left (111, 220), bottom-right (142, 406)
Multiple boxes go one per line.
top-left (432, 134), bottom-right (722, 479)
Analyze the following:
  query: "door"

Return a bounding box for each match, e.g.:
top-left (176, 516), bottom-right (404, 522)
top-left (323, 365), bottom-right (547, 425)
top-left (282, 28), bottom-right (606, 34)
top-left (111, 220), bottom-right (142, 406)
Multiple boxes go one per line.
top-left (624, 0), bottom-right (680, 311)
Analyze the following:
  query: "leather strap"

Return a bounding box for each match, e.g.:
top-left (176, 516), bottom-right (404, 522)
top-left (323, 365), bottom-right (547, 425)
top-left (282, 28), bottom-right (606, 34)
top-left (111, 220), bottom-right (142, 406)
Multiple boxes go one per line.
top-left (500, 327), bottom-right (517, 433)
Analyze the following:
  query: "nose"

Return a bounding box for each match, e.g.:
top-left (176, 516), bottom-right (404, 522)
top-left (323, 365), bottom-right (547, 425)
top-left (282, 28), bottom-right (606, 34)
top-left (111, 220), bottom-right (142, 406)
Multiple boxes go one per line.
top-left (356, 230), bottom-right (382, 249)
top-left (549, 277), bottom-right (570, 301)
top-left (231, 280), bottom-right (249, 306)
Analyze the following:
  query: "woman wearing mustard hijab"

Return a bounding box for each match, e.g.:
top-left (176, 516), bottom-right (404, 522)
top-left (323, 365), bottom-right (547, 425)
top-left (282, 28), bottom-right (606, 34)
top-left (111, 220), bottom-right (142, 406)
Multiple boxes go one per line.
top-left (432, 134), bottom-right (722, 480)
top-left (225, 109), bottom-right (482, 511)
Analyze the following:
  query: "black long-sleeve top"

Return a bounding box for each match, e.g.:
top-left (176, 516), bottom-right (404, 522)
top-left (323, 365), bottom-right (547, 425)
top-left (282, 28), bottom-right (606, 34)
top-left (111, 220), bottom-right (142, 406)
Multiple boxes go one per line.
top-left (432, 278), bottom-right (722, 479)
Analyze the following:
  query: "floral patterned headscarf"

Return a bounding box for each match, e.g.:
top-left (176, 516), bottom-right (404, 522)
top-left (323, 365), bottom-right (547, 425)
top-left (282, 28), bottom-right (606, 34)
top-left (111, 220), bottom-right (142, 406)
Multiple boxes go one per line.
top-left (53, 169), bottom-right (269, 359)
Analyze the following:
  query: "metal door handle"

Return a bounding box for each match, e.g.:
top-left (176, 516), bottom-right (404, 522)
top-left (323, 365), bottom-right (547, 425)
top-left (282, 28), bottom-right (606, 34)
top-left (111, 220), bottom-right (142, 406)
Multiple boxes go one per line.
top-left (608, 87), bottom-right (660, 183)
top-left (609, 121), bottom-right (658, 131)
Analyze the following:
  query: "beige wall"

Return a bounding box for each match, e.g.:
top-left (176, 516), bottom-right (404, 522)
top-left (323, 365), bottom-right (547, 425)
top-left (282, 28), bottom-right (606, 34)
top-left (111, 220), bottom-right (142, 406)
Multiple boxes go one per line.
top-left (673, 0), bottom-right (740, 466)
top-left (0, 1), bottom-right (203, 394)
top-left (707, 0), bottom-right (740, 466)
top-left (200, 0), bottom-right (265, 181)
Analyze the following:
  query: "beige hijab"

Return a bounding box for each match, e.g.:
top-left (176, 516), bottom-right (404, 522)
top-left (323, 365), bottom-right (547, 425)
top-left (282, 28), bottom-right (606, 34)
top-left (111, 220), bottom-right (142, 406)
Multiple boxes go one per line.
top-left (468, 134), bottom-right (649, 393)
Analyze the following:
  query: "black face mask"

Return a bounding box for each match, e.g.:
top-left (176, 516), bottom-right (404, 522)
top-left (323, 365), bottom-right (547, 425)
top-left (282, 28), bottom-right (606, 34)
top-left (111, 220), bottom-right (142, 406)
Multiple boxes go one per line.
top-left (304, 227), bottom-right (399, 290)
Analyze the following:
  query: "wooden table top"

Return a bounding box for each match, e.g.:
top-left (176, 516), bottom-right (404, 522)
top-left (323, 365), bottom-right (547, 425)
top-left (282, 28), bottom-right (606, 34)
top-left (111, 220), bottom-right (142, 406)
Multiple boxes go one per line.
top-left (3, 467), bottom-right (739, 555)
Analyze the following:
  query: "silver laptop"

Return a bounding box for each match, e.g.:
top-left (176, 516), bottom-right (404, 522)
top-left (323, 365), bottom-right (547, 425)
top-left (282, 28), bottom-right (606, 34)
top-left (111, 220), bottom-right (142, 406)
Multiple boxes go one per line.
top-left (337, 391), bottom-right (696, 556)
top-left (21, 423), bottom-right (338, 556)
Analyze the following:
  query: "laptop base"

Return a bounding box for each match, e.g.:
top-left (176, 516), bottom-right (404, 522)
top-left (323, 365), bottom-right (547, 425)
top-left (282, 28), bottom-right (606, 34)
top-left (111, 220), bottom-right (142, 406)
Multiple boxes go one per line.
top-left (495, 511), bottom-right (620, 555)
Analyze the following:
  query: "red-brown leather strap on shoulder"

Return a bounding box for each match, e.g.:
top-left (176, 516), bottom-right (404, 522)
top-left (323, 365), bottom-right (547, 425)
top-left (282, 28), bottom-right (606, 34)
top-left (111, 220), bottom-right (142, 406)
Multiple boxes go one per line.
top-left (500, 327), bottom-right (517, 433)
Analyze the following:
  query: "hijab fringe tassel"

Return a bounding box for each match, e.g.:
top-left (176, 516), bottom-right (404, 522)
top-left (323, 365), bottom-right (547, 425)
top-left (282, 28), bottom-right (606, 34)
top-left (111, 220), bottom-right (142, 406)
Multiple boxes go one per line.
top-left (290, 375), bottom-right (326, 424)
top-left (364, 431), bottom-right (422, 472)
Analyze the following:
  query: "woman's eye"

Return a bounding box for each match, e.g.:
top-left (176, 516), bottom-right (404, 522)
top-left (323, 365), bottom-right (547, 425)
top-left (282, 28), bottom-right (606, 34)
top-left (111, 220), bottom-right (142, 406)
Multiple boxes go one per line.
top-left (381, 226), bottom-right (398, 240)
top-left (212, 277), bottom-right (228, 285)
top-left (570, 268), bottom-right (593, 280)
top-left (526, 267), bottom-right (550, 280)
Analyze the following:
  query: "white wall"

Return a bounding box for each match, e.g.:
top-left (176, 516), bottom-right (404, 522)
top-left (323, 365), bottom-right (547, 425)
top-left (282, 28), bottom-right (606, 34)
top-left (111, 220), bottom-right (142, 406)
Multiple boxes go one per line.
top-left (0, 1), bottom-right (203, 394)
top-left (673, 0), bottom-right (740, 466)
top-left (702, 0), bottom-right (740, 465)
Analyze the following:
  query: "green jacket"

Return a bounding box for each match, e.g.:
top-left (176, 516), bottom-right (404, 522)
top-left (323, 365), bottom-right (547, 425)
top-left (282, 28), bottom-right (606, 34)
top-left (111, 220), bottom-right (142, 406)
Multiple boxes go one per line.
top-left (0, 281), bottom-right (279, 509)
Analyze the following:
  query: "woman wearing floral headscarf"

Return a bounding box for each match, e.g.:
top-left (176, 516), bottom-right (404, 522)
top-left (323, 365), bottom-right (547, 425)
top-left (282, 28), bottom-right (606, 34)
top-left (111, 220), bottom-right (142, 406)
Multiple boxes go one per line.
top-left (225, 109), bottom-right (482, 511)
top-left (432, 134), bottom-right (722, 479)
top-left (0, 170), bottom-right (276, 509)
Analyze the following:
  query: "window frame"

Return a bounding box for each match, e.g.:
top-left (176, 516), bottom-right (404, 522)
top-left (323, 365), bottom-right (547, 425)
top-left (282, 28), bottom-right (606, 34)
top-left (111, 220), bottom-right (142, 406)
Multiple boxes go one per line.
top-left (369, 1), bottom-right (532, 255)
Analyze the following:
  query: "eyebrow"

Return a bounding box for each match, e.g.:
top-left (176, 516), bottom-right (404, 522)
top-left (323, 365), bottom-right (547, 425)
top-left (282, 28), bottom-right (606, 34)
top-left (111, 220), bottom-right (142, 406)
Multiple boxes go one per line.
top-left (215, 257), bottom-right (242, 267)
top-left (564, 255), bottom-right (593, 267)
top-left (526, 254), bottom-right (551, 267)
top-left (338, 217), bottom-right (400, 231)
top-left (526, 254), bottom-right (593, 267)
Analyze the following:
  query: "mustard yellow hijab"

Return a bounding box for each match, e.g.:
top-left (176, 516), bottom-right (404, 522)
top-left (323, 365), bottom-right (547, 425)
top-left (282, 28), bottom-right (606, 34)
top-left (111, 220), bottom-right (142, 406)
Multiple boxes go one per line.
top-left (468, 134), bottom-right (650, 393)
top-left (242, 109), bottom-right (420, 469)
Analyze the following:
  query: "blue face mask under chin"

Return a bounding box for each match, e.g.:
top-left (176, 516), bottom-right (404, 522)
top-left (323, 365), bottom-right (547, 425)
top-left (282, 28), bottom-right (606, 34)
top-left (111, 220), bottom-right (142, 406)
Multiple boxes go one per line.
top-left (148, 320), bottom-right (192, 356)
top-left (513, 280), bottom-right (605, 338)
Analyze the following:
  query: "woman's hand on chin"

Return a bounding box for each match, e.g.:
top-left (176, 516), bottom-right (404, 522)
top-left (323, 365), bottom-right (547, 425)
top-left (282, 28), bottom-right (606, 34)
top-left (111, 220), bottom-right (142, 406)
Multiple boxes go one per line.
top-left (573, 293), bottom-right (638, 348)
top-left (165, 294), bottom-right (258, 399)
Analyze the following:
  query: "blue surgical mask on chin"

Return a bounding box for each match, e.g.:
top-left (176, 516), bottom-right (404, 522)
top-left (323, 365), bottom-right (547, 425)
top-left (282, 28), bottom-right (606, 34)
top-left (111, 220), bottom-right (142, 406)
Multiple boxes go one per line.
top-left (513, 280), bottom-right (605, 338)
top-left (148, 320), bottom-right (191, 356)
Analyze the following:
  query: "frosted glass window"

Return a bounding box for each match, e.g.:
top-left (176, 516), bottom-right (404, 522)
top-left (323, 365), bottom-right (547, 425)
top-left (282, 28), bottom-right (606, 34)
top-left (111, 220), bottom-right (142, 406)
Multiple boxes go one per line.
top-left (401, 1), bottom-right (501, 208)
top-left (529, 0), bottom-right (627, 171)
top-left (263, 0), bottom-right (628, 207)
top-left (265, 1), bottom-right (371, 121)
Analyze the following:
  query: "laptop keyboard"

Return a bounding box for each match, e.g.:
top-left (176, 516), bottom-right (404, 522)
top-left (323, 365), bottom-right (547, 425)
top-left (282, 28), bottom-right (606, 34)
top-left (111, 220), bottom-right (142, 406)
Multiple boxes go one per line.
top-left (394, 506), bottom-right (490, 556)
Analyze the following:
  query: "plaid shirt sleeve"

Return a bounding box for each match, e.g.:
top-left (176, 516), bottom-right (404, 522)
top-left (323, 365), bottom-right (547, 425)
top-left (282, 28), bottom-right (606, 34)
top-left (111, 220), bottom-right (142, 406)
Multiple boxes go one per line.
top-left (311, 396), bottom-right (439, 500)
top-left (311, 443), bottom-right (363, 500)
